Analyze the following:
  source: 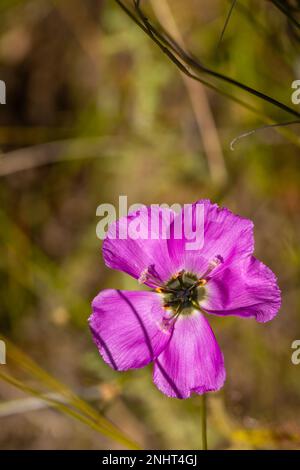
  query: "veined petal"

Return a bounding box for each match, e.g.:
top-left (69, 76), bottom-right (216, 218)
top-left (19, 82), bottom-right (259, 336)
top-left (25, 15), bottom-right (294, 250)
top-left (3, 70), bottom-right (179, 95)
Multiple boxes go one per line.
top-left (89, 290), bottom-right (171, 371)
top-left (202, 256), bottom-right (281, 323)
top-left (167, 199), bottom-right (254, 277)
top-left (153, 312), bottom-right (225, 399)
top-left (103, 206), bottom-right (177, 286)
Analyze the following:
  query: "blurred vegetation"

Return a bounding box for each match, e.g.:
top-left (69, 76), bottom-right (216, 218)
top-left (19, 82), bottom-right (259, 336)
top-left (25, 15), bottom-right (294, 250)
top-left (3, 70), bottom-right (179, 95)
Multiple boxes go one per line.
top-left (0, 0), bottom-right (300, 449)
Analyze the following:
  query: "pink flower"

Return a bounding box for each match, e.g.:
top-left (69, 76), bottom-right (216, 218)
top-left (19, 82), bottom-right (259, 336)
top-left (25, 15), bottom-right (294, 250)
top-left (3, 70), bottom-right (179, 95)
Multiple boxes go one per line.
top-left (89, 200), bottom-right (281, 398)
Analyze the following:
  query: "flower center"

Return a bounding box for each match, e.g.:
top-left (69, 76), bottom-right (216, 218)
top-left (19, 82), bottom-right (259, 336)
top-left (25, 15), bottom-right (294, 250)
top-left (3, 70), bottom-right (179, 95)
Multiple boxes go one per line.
top-left (157, 271), bottom-right (207, 316)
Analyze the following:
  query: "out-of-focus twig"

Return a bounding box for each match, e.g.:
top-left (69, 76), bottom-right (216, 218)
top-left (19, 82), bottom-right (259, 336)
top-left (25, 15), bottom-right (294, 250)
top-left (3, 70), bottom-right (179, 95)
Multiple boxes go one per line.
top-left (150, 0), bottom-right (227, 185)
top-left (0, 384), bottom-right (119, 418)
top-left (115, 1), bottom-right (300, 119)
top-left (0, 137), bottom-right (117, 176)
top-left (270, 0), bottom-right (300, 31)
top-left (230, 120), bottom-right (300, 150)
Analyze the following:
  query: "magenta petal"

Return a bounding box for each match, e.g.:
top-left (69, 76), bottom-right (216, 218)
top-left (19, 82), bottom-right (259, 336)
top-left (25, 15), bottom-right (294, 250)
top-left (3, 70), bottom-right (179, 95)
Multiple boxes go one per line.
top-left (203, 256), bottom-right (281, 322)
top-left (167, 199), bottom-right (254, 277)
top-left (103, 206), bottom-right (177, 286)
top-left (89, 290), bottom-right (171, 371)
top-left (153, 312), bottom-right (225, 399)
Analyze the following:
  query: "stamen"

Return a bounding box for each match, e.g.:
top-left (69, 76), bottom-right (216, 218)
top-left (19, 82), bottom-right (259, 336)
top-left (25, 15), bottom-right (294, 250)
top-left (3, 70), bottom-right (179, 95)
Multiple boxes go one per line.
top-left (185, 257), bottom-right (222, 293)
top-left (138, 265), bottom-right (163, 288)
top-left (156, 287), bottom-right (178, 295)
top-left (186, 277), bottom-right (207, 292)
top-left (201, 255), bottom-right (223, 278)
top-left (191, 300), bottom-right (201, 311)
top-left (157, 305), bottom-right (181, 333)
top-left (138, 268), bottom-right (149, 285)
top-left (158, 317), bottom-right (174, 333)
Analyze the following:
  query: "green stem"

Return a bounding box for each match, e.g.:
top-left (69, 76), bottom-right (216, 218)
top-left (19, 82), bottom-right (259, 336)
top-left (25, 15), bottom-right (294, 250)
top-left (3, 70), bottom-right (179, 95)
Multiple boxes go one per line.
top-left (201, 394), bottom-right (207, 450)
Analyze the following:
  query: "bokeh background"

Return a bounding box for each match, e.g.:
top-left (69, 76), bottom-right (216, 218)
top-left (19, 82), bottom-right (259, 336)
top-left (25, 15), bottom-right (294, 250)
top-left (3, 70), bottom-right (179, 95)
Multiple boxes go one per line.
top-left (0, 0), bottom-right (300, 450)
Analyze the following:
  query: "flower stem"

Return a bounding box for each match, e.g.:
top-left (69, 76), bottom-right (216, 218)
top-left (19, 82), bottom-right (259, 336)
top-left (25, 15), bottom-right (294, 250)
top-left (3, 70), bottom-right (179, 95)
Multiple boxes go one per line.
top-left (201, 394), bottom-right (207, 450)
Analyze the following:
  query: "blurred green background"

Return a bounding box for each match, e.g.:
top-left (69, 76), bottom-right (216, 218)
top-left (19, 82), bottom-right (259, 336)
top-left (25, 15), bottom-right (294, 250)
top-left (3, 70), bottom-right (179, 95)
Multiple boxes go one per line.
top-left (0, 0), bottom-right (300, 450)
